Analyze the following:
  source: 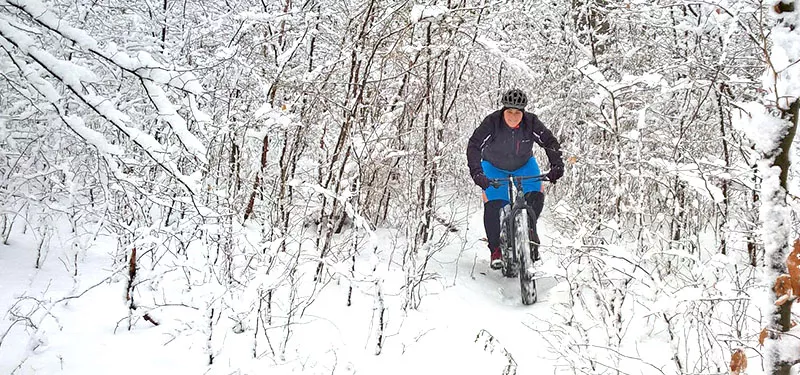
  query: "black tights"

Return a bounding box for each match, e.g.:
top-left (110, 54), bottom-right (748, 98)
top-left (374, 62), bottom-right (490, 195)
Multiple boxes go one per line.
top-left (484, 191), bottom-right (544, 255)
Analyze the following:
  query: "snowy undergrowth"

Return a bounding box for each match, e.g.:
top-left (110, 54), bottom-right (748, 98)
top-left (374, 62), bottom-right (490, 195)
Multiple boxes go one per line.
top-left (1, 191), bottom-right (574, 375)
top-left (1, 193), bottom-right (774, 375)
top-left (538, 200), bottom-right (766, 374)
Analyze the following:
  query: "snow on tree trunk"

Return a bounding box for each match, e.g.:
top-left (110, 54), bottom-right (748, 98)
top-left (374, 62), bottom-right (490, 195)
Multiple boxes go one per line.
top-left (756, 106), bottom-right (797, 375)
top-left (733, 2), bottom-right (800, 373)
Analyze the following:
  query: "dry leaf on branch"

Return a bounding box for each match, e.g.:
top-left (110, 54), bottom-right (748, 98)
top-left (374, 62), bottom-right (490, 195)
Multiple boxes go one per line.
top-left (774, 274), bottom-right (793, 305)
top-left (773, 1), bottom-right (794, 14)
top-left (730, 348), bottom-right (747, 375)
top-left (787, 239), bottom-right (800, 294)
top-left (126, 247), bottom-right (137, 301)
top-left (759, 328), bottom-right (768, 346)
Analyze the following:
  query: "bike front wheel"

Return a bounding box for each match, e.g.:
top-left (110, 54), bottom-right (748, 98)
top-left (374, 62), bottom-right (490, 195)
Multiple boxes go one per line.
top-left (499, 206), bottom-right (517, 278)
top-left (515, 209), bottom-right (537, 305)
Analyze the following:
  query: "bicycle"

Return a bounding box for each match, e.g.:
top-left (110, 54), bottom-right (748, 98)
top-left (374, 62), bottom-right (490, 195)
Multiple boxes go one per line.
top-left (488, 173), bottom-right (549, 305)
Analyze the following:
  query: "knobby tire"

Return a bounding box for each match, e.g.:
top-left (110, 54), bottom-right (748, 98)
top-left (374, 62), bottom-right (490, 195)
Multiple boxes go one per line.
top-left (515, 209), bottom-right (537, 305)
top-left (500, 208), bottom-right (517, 278)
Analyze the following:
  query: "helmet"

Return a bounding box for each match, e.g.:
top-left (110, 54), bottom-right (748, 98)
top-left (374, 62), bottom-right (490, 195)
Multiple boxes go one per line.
top-left (501, 89), bottom-right (527, 110)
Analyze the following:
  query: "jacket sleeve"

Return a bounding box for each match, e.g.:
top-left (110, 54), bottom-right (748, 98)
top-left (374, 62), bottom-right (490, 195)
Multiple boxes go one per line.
top-left (531, 116), bottom-right (564, 168)
top-left (466, 116), bottom-right (493, 177)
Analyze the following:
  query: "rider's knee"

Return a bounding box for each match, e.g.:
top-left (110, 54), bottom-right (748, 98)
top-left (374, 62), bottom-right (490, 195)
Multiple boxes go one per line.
top-left (484, 199), bottom-right (507, 211)
top-left (524, 192), bottom-right (545, 218)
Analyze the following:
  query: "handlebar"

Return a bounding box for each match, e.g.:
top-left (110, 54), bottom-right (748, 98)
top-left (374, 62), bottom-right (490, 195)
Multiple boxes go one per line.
top-left (487, 173), bottom-right (550, 189)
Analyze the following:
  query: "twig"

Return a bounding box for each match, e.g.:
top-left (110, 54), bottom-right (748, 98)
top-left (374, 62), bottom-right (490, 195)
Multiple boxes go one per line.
top-left (574, 343), bottom-right (666, 375)
top-left (0, 318), bottom-right (24, 351)
top-left (142, 313), bottom-right (160, 326)
top-left (54, 273), bottom-right (116, 304)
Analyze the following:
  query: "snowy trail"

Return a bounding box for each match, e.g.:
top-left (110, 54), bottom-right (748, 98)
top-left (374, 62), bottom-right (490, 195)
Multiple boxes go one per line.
top-left (351, 202), bottom-right (569, 374)
top-left (0, 200), bottom-right (570, 374)
top-left (391, 208), bottom-right (568, 374)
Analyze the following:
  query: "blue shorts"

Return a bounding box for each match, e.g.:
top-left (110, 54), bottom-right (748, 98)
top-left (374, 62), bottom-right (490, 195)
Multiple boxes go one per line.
top-left (482, 158), bottom-right (541, 202)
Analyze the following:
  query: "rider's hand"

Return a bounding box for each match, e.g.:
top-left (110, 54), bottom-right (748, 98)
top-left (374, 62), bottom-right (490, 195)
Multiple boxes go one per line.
top-left (547, 164), bottom-right (564, 183)
top-left (472, 173), bottom-right (490, 190)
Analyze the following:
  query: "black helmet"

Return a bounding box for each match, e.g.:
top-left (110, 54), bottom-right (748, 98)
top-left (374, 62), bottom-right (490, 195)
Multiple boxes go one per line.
top-left (501, 89), bottom-right (527, 110)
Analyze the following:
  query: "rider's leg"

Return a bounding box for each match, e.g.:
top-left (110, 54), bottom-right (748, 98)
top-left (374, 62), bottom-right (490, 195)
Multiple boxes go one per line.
top-left (480, 160), bottom-right (511, 258)
top-left (484, 199), bottom-right (508, 250)
top-left (525, 191), bottom-right (544, 218)
top-left (516, 157), bottom-right (542, 194)
top-left (515, 157), bottom-right (543, 261)
top-left (525, 191), bottom-right (544, 261)
top-left (514, 157), bottom-right (543, 224)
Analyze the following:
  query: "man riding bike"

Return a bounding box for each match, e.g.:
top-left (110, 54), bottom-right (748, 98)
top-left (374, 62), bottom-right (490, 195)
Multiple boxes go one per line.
top-left (466, 89), bottom-right (564, 269)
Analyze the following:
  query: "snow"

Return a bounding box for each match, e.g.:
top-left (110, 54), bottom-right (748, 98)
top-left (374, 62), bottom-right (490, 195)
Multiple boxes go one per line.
top-left (578, 60), bottom-right (666, 95)
top-left (476, 36), bottom-right (538, 80)
top-left (0, 21), bottom-right (127, 161)
top-left (5, 0), bottom-right (99, 50)
top-left (6, 0), bottom-right (204, 95)
top-left (134, 51), bottom-right (204, 96)
top-left (3, 0), bottom-right (800, 374)
top-left (1, 0), bottom-right (205, 195)
top-left (764, 8), bottom-right (800, 108)
top-left (776, 326), bottom-right (800, 364)
top-left (738, 5), bottom-right (800, 372)
top-left (142, 80), bottom-right (208, 163)
top-left (1, 57), bottom-right (59, 104)
top-left (647, 158), bottom-right (726, 203)
top-left (277, 38), bottom-right (303, 67)
top-left (4, 176), bottom-right (754, 374)
top-left (85, 94), bottom-right (132, 124)
top-left (0, 23), bottom-right (93, 93)
top-left (187, 95), bottom-right (212, 124)
top-left (410, 5), bottom-right (448, 23)
top-left (757, 161), bottom-right (791, 282)
top-left (731, 101), bottom-right (791, 154)
top-left (0, 194), bottom-right (570, 375)
top-left (577, 60), bottom-right (609, 87)
top-left (63, 115), bottom-right (123, 156)
top-left (254, 102), bottom-right (274, 119)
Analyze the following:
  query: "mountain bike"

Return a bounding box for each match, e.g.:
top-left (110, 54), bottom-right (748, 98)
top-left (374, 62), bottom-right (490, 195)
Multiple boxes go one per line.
top-left (489, 174), bottom-right (549, 305)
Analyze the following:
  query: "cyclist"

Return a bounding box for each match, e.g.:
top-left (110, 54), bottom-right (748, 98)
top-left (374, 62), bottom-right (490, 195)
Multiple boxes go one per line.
top-left (466, 89), bottom-right (564, 269)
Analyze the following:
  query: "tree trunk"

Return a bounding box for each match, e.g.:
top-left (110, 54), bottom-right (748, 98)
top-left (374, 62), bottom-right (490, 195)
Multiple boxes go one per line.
top-left (765, 98), bottom-right (798, 375)
top-left (716, 84), bottom-right (730, 255)
top-left (244, 135), bottom-right (269, 221)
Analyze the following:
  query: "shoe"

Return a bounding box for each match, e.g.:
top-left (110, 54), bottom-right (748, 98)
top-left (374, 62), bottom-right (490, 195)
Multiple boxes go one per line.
top-left (531, 259), bottom-right (545, 278)
top-left (490, 247), bottom-right (504, 269)
top-left (529, 228), bottom-right (541, 258)
top-left (529, 229), bottom-right (540, 247)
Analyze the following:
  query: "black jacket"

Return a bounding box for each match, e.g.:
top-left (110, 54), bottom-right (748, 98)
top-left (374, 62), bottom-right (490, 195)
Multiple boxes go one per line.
top-left (467, 110), bottom-right (563, 177)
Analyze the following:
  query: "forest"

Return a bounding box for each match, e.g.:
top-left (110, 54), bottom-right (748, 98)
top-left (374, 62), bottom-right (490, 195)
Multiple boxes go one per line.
top-left (1, 0), bottom-right (800, 374)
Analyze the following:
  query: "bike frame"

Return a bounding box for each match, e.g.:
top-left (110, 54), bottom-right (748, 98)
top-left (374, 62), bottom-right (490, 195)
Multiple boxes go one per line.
top-left (488, 173), bottom-right (548, 304)
top-left (492, 174), bottom-right (546, 260)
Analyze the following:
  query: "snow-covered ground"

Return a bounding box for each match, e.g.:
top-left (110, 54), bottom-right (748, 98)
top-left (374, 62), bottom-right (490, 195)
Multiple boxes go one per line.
top-left (0, 199), bottom-right (571, 374)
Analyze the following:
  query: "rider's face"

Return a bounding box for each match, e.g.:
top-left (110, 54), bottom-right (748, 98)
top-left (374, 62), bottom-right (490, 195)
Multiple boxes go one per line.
top-left (503, 108), bottom-right (523, 128)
